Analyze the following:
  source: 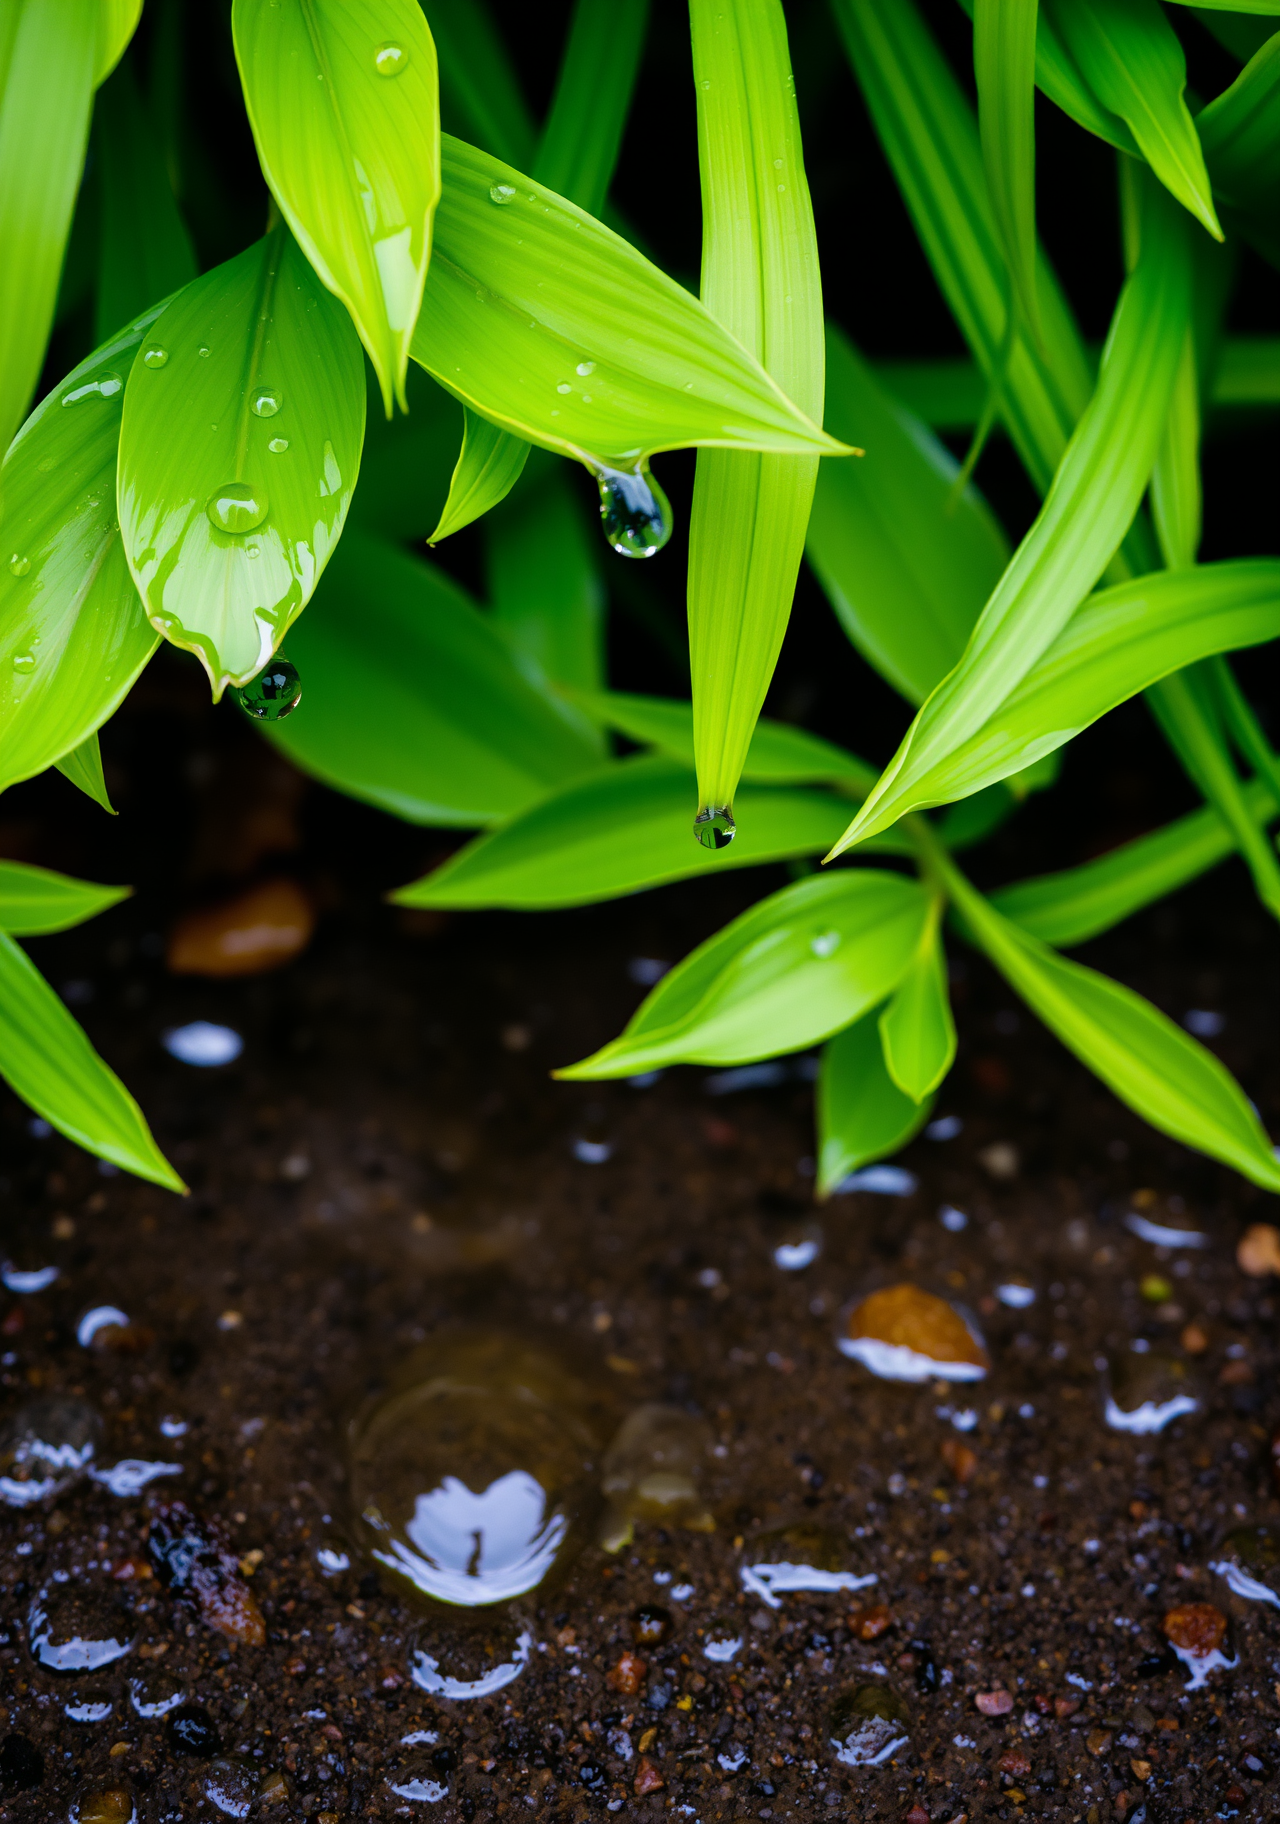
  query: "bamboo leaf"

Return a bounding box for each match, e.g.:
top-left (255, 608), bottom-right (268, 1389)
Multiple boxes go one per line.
top-left (232, 0), bottom-right (441, 415)
top-left (1150, 328), bottom-right (1202, 570)
top-left (55, 733), bottom-right (115, 814)
top-left (0, 311), bottom-right (160, 796)
top-left (393, 757), bottom-right (865, 911)
top-left (832, 182), bottom-right (1192, 852)
top-left (0, 862), bottom-right (130, 936)
top-left (95, 1), bottom-right (143, 85)
top-left (410, 138), bottom-right (843, 469)
top-left (265, 529), bottom-right (602, 826)
top-left (687, 0), bottom-right (826, 827)
top-left (93, 52), bottom-right (197, 345)
top-left (486, 459), bottom-right (605, 703)
top-left (974, 0), bottom-right (1041, 338)
top-left (348, 360), bottom-right (458, 543)
top-left (117, 227), bottom-right (367, 695)
top-left (807, 326), bottom-right (1010, 706)
top-left (557, 870), bottom-right (930, 1078)
top-left (878, 910), bottom-right (956, 1100)
top-left (0, 932), bottom-right (183, 1190)
top-left (817, 1014), bottom-right (934, 1196)
top-left (429, 409), bottom-right (530, 542)
top-left (1198, 28), bottom-right (1280, 269)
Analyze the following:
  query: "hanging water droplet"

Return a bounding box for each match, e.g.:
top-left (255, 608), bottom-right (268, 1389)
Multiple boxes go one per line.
top-left (374, 41), bottom-right (407, 75)
top-left (61, 372), bottom-right (123, 405)
top-left (250, 386), bottom-right (282, 418)
top-left (693, 806), bottom-right (735, 851)
top-left (595, 461), bottom-right (672, 559)
top-left (230, 656), bottom-right (301, 722)
top-left (142, 347), bottom-right (169, 369)
top-left (489, 183), bottom-right (517, 206)
top-left (12, 652), bottom-right (35, 673)
top-left (8, 554), bottom-right (30, 577)
top-left (205, 483), bottom-right (268, 535)
top-left (267, 437), bottom-right (289, 454)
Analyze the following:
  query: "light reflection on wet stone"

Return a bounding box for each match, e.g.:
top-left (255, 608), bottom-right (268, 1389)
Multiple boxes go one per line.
top-left (828, 1684), bottom-right (911, 1766)
top-left (839, 1285), bottom-right (989, 1382)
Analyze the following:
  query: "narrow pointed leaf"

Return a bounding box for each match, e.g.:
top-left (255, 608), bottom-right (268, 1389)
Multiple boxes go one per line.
top-left (0, 0), bottom-right (97, 449)
top-left (878, 913), bottom-right (956, 1100)
top-left (687, 0), bottom-right (825, 819)
top-left (807, 327), bottom-right (1009, 706)
top-left (817, 1015), bottom-right (934, 1197)
top-left (55, 733), bottom-right (115, 814)
top-left (833, 184), bottom-right (1191, 851)
top-left (557, 870), bottom-right (930, 1078)
top-left (117, 227), bottom-right (366, 695)
top-left (1208, 654), bottom-right (1280, 805)
top-left (95, 1), bottom-right (144, 85)
top-left (0, 932), bottom-right (182, 1190)
top-left (486, 459), bottom-right (604, 700)
top-left (945, 863), bottom-right (1280, 1191)
top-left (394, 757), bottom-right (865, 911)
top-left (410, 137), bottom-right (843, 468)
top-left (1198, 29), bottom-right (1280, 269)
top-left (1150, 328), bottom-right (1201, 570)
top-left (430, 409), bottom-right (530, 542)
top-left (232, 0), bottom-right (441, 415)
top-left (974, 0), bottom-right (1041, 337)
top-left (536, 0), bottom-right (650, 219)
top-left (94, 53), bottom-right (196, 344)
top-left (1025, 2), bottom-right (1137, 154)
top-left (0, 313), bottom-right (160, 795)
top-left (0, 862), bottom-right (130, 936)
top-left (265, 529), bottom-right (602, 826)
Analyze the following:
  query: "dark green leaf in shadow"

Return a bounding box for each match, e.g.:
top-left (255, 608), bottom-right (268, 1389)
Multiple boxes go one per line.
top-left (817, 1013), bottom-right (934, 1197)
top-left (93, 52), bottom-right (196, 344)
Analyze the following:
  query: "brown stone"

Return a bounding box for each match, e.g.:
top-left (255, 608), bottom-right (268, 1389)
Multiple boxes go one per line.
top-left (940, 1438), bottom-right (978, 1483)
top-left (1053, 1696), bottom-right (1080, 1718)
top-left (1086, 1729), bottom-right (1112, 1757)
top-left (1162, 1601), bottom-right (1227, 1657)
top-left (846, 1284), bottom-right (989, 1371)
top-left (1237, 1223), bottom-right (1280, 1277)
top-left (607, 1650), bottom-right (647, 1696)
top-left (167, 877), bottom-right (315, 978)
top-left (1130, 1759), bottom-right (1151, 1781)
top-left (76, 1792), bottom-right (134, 1824)
top-left (849, 1602), bottom-right (894, 1641)
top-left (633, 1756), bottom-right (665, 1795)
top-left (974, 1689), bottom-right (1012, 1716)
top-left (997, 1749), bottom-right (1031, 1777)
top-left (1179, 1321), bottom-right (1209, 1355)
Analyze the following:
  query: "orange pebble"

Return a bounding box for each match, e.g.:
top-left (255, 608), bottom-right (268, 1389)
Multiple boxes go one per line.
top-left (1162, 1602), bottom-right (1226, 1657)
top-left (941, 1437), bottom-right (978, 1483)
top-left (847, 1284), bottom-right (990, 1372)
top-left (167, 878), bottom-right (314, 978)
top-left (633, 1756), bottom-right (665, 1795)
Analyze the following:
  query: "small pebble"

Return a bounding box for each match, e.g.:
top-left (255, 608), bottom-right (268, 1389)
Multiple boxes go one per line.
top-left (975, 1689), bottom-right (1013, 1716)
top-left (167, 878), bottom-right (315, 978)
top-left (630, 1603), bottom-right (671, 1645)
top-left (166, 1704), bottom-right (221, 1758)
top-left (977, 1141), bottom-right (1018, 1180)
top-left (74, 1789), bottom-right (135, 1824)
top-left (1237, 1223), bottom-right (1280, 1278)
top-left (607, 1650), bottom-right (647, 1695)
top-left (633, 1756), bottom-right (665, 1794)
top-left (940, 1438), bottom-right (977, 1484)
top-left (1162, 1602), bottom-right (1227, 1657)
top-left (848, 1603), bottom-right (893, 1641)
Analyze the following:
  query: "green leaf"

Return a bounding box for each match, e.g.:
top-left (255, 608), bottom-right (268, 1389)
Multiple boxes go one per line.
top-left (0, 311), bottom-right (159, 796)
top-left (486, 457), bottom-right (605, 702)
top-left (535, 0), bottom-right (650, 219)
top-left (570, 687), bottom-right (879, 792)
top-left (557, 869), bottom-right (930, 1077)
top-left (348, 360), bottom-right (458, 543)
top-left (0, 0), bottom-right (98, 449)
top-left (1041, 0), bottom-right (1221, 239)
top-left (878, 908), bottom-right (956, 1099)
top-left (95, 0), bottom-right (143, 86)
top-left (0, 931), bottom-right (182, 1190)
top-left (393, 756), bottom-right (870, 911)
top-left (817, 1013), bottom-right (935, 1197)
top-left (832, 181), bottom-right (1192, 852)
top-left (55, 732), bottom-right (115, 814)
top-left (265, 528), bottom-right (602, 826)
top-left (93, 52), bottom-right (197, 345)
top-left (1186, 9), bottom-right (1278, 67)
top-left (0, 861), bottom-right (130, 936)
top-left (687, 0), bottom-right (826, 820)
top-left (942, 855), bottom-right (1280, 1191)
top-left (117, 225), bottom-right (367, 695)
top-left (1207, 652), bottom-right (1280, 805)
top-left (974, 0), bottom-right (1042, 338)
top-left (1198, 28), bottom-right (1280, 269)
top-left (421, 0), bottom-right (535, 166)
top-left (1026, 2), bottom-right (1138, 155)
top-left (807, 326), bottom-right (1010, 706)
top-left (429, 408), bottom-right (531, 542)
top-left (232, 0), bottom-right (441, 415)
top-left (410, 136), bottom-right (844, 469)
top-left (1150, 328), bottom-right (1202, 570)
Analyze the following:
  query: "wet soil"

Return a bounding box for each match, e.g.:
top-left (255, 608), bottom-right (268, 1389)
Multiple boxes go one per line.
top-left (3, 815), bottom-right (1280, 1824)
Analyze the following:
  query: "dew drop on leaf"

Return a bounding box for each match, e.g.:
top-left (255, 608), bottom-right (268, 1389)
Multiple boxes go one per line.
top-left (12, 652), bottom-right (35, 673)
top-left (576, 362), bottom-right (596, 377)
top-left (205, 483), bottom-right (268, 535)
top-left (198, 345), bottom-right (211, 358)
top-left (142, 347), bottom-right (169, 368)
top-left (373, 41), bottom-right (407, 75)
top-left (61, 373), bottom-right (122, 405)
top-left (489, 184), bottom-right (517, 206)
top-left (267, 438), bottom-right (289, 454)
top-left (231, 656), bottom-right (302, 722)
top-left (693, 807), bottom-right (736, 851)
top-left (250, 386), bottom-right (282, 418)
top-left (594, 461), bottom-right (672, 560)
top-left (8, 554), bottom-right (30, 577)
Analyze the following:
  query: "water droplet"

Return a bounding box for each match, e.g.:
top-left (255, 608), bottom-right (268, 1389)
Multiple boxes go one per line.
top-left (374, 40), bottom-right (407, 75)
top-left (11, 652), bottom-right (35, 674)
top-left (409, 1618), bottom-right (534, 1698)
top-left (249, 386), bottom-right (282, 418)
top-left (8, 553), bottom-right (30, 576)
top-left (693, 806), bottom-right (735, 850)
top-left (130, 1671), bottom-right (187, 1718)
top-left (231, 656), bottom-right (302, 722)
top-left (167, 1704), bottom-right (221, 1758)
top-left (1, 1261), bottom-right (58, 1294)
top-left (489, 183), bottom-right (517, 206)
top-left (28, 1587), bottom-right (136, 1672)
top-left (1211, 1528), bottom-right (1280, 1609)
top-left (576, 361), bottom-right (596, 377)
top-left (162, 1021), bottom-right (243, 1067)
top-left (347, 1332), bottom-right (600, 1607)
top-left (810, 928), bottom-right (840, 957)
top-left (245, 544), bottom-right (260, 560)
top-left (829, 1686), bottom-right (911, 1766)
top-left (205, 482), bottom-right (268, 535)
top-left (556, 383), bottom-right (572, 395)
top-left (1103, 1350), bottom-right (1201, 1433)
top-left (61, 372), bottom-right (123, 405)
top-left (204, 1758), bottom-right (257, 1818)
top-left (838, 1284), bottom-right (989, 1382)
top-left (598, 1403), bottom-right (713, 1553)
top-left (701, 1616), bottom-right (743, 1662)
top-left (142, 346), bottom-right (168, 368)
top-left (595, 460), bottom-right (672, 559)
top-left (65, 1696), bottom-right (115, 1724)
top-left (198, 345), bottom-right (211, 358)
top-left (267, 437), bottom-right (289, 454)
top-left (0, 1396), bottom-right (102, 1506)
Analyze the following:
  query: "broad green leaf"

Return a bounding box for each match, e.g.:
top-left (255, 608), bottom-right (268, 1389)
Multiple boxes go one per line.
top-left (570, 687), bottom-right (879, 793)
top-left (429, 409), bottom-right (530, 542)
top-left (557, 870), bottom-right (930, 1077)
top-left (95, 0), bottom-right (143, 85)
top-left (878, 909), bottom-right (956, 1100)
top-left (535, 0), bottom-right (650, 220)
top-left (844, 561), bottom-right (1280, 821)
top-left (974, 0), bottom-right (1041, 338)
top-left (232, 0), bottom-right (441, 415)
top-left (55, 733), bottom-right (115, 814)
top-left (265, 528), bottom-right (602, 826)
top-left (348, 359), bottom-right (458, 543)
top-left (393, 757), bottom-right (869, 911)
top-left (94, 53), bottom-right (196, 345)
top-left (992, 777), bottom-right (1276, 945)
top-left (807, 327), bottom-right (1010, 706)
top-left (943, 858), bottom-right (1280, 1191)
top-left (817, 1014), bottom-right (934, 1197)
top-left (0, 861), bottom-right (129, 935)
top-left (1041, 0), bottom-right (1221, 238)
top-left (1198, 29), bottom-right (1280, 269)
top-left (486, 457), bottom-right (605, 703)
top-left (687, 0), bottom-right (825, 820)
top-left (0, 311), bottom-right (160, 795)
top-left (832, 181), bottom-right (1192, 852)
top-left (117, 226), bottom-right (367, 695)
top-left (0, 931), bottom-right (182, 1190)
top-left (421, 0), bottom-right (535, 166)
top-left (0, 0), bottom-right (97, 450)
top-left (410, 137), bottom-right (844, 471)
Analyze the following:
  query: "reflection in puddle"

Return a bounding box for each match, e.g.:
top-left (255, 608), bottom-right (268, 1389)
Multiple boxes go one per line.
top-left (0, 1396), bottom-right (102, 1506)
top-left (1210, 1527), bottom-right (1280, 1609)
top-left (1104, 1351), bottom-right (1201, 1434)
top-left (702, 1619), bottom-right (743, 1663)
top-left (90, 1458), bottom-right (182, 1497)
top-left (409, 1623), bottom-right (533, 1698)
top-left (839, 1285), bottom-right (989, 1382)
top-left (28, 1588), bottom-right (136, 1672)
top-left (1123, 1211), bottom-right (1208, 1248)
top-left (740, 1525), bottom-right (877, 1611)
top-left (599, 1404), bottom-right (714, 1552)
top-left (828, 1685), bottom-right (911, 1766)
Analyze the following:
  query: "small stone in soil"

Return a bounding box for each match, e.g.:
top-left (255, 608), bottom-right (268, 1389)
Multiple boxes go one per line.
top-left (167, 1704), bottom-right (221, 1757)
top-left (147, 1500), bottom-right (266, 1645)
top-left (74, 1788), bottom-right (135, 1824)
top-left (631, 1603), bottom-right (672, 1645)
top-left (998, 1747), bottom-right (1032, 1777)
top-left (975, 1689), bottom-right (1013, 1716)
top-left (841, 1284), bottom-right (989, 1382)
top-left (0, 1395), bottom-right (102, 1506)
top-left (167, 878), bottom-right (315, 978)
top-left (828, 1684), bottom-right (911, 1766)
top-left (849, 1603), bottom-right (894, 1641)
top-left (940, 1437), bottom-right (978, 1483)
top-left (1162, 1602), bottom-right (1227, 1656)
top-left (633, 1756), bottom-right (665, 1794)
top-left (1238, 1222), bottom-right (1280, 1276)
top-left (607, 1650), bottom-right (647, 1694)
